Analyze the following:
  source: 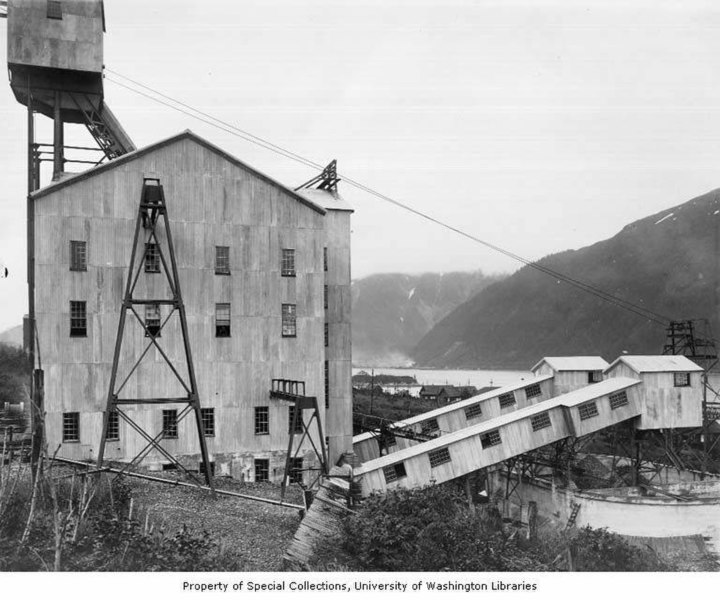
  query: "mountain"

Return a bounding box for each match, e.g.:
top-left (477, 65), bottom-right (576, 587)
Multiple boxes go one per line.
top-left (352, 270), bottom-right (503, 366)
top-left (412, 189), bottom-right (720, 369)
top-left (0, 325), bottom-right (23, 348)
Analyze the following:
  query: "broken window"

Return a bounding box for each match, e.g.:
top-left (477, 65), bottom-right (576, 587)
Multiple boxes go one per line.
top-left (524, 384), bottom-right (542, 399)
top-left (674, 372), bottom-right (690, 387)
top-left (162, 409), bottom-right (178, 439)
top-left (383, 462), bottom-right (407, 483)
top-left (254, 458), bottom-right (269, 482)
top-left (428, 447), bottom-right (451, 468)
top-left (480, 429), bottom-right (502, 448)
top-left (530, 412), bottom-right (551, 432)
top-left (215, 303), bottom-right (231, 337)
top-left (254, 407), bottom-right (269, 435)
top-left (498, 392), bottom-right (516, 409)
top-left (144, 303), bottom-right (161, 337)
top-left (145, 243), bottom-right (160, 273)
top-left (201, 408), bottom-right (215, 437)
top-left (106, 411), bottom-right (120, 441)
top-left (578, 401), bottom-right (599, 421)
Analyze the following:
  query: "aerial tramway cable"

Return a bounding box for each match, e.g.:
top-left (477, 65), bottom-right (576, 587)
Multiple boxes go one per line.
top-left (105, 70), bottom-right (671, 328)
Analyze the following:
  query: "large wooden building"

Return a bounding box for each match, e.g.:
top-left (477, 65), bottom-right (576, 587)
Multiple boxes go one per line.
top-left (29, 131), bottom-right (353, 482)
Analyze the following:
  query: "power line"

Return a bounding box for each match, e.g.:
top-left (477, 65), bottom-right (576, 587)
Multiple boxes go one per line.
top-left (105, 71), bottom-right (671, 326)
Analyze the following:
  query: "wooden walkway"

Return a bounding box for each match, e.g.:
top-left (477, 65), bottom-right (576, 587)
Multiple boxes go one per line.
top-left (283, 476), bottom-right (354, 570)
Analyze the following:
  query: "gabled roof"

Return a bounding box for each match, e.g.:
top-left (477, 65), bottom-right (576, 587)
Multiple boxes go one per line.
top-left (531, 356), bottom-right (609, 372)
top-left (604, 355), bottom-right (704, 374)
top-left (30, 130), bottom-right (326, 215)
top-left (419, 385), bottom-right (444, 395)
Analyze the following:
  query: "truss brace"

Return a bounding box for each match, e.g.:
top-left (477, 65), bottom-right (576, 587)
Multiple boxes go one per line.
top-left (97, 178), bottom-right (214, 488)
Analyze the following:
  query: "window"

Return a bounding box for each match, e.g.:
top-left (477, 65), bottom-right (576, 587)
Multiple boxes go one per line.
top-left (578, 401), bottom-right (599, 421)
top-left (47, 1), bottom-right (62, 19)
top-left (428, 447), bottom-right (451, 468)
top-left (215, 246), bottom-right (230, 275)
top-left (70, 240), bottom-right (87, 271)
top-left (144, 304), bottom-right (161, 337)
top-left (162, 409), bottom-right (178, 439)
top-left (281, 304), bottom-right (297, 337)
top-left (464, 404), bottom-right (483, 420)
top-left (324, 285), bottom-right (328, 310)
top-left (288, 406), bottom-right (303, 434)
top-left (383, 462), bottom-right (407, 483)
top-left (524, 384), bottom-right (542, 399)
top-left (254, 407), bottom-right (269, 435)
top-left (70, 301), bottom-right (87, 337)
top-left (498, 392), bottom-right (516, 409)
top-left (63, 412), bottom-right (79, 442)
top-left (254, 458), bottom-right (269, 482)
top-left (199, 461), bottom-right (216, 476)
top-left (609, 390), bottom-right (629, 410)
top-left (145, 243), bottom-right (160, 273)
top-left (379, 432), bottom-right (397, 453)
top-left (323, 247), bottom-right (328, 272)
top-left (324, 322), bottom-right (329, 347)
top-left (674, 372), bottom-right (690, 387)
top-left (530, 412), bottom-right (552, 432)
top-left (289, 457), bottom-right (303, 484)
top-left (106, 411), bottom-right (119, 441)
top-left (588, 370), bottom-right (603, 383)
top-left (281, 248), bottom-right (296, 277)
top-left (201, 408), bottom-right (215, 437)
top-left (324, 360), bottom-right (330, 409)
top-left (480, 429), bottom-right (502, 448)
top-left (421, 418), bottom-right (439, 435)
top-left (215, 303), bottom-right (231, 337)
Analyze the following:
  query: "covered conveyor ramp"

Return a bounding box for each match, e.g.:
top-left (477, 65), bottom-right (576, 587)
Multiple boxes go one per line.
top-left (353, 374), bottom-right (556, 462)
top-left (355, 378), bottom-right (644, 496)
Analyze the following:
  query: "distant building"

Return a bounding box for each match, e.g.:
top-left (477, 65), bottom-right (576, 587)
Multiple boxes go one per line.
top-left (604, 355), bottom-right (704, 429)
top-left (531, 356), bottom-right (610, 395)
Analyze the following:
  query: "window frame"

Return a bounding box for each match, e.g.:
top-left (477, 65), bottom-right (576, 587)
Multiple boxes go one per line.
top-left (69, 240), bottom-right (87, 272)
top-left (281, 248), bottom-right (296, 277)
top-left (215, 303), bottom-right (231, 337)
top-left (162, 409), bottom-right (178, 439)
top-left (254, 406), bottom-right (270, 435)
top-left (144, 243), bottom-right (161, 273)
top-left (530, 412), bottom-right (552, 432)
top-left (588, 370), bottom-right (603, 383)
top-left (254, 458), bottom-right (270, 482)
top-left (524, 383), bottom-right (542, 399)
top-left (578, 401), bottom-right (599, 421)
top-left (144, 303), bottom-right (161, 337)
top-left (428, 447), bottom-right (452, 468)
top-left (281, 303), bottom-right (297, 338)
top-left (288, 405), bottom-right (304, 434)
top-left (201, 407), bottom-right (215, 437)
top-left (289, 457), bottom-right (304, 484)
top-left (674, 372), bottom-right (691, 387)
top-left (47, 0), bottom-right (63, 20)
top-left (63, 412), bottom-right (79, 443)
top-left (498, 392), bottom-right (516, 409)
top-left (421, 418), bottom-right (439, 436)
top-left (106, 410), bottom-right (120, 441)
top-left (70, 300), bottom-right (87, 337)
top-left (464, 404), bottom-right (483, 420)
top-left (383, 462), bottom-right (407, 483)
top-left (215, 245), bottom-right (230, 275)
top-left (609, 390), bottom-right (629, 410)
top-left (480, 429), bottom-right (502, 449)
top-left (324, 360), bottom-right (330, 409)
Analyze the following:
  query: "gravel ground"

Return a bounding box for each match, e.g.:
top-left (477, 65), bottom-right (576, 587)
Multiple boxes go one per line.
top-left (128, 477), bottom-right (306, 571)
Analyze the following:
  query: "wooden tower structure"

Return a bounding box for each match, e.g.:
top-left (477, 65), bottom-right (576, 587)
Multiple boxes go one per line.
top-left (97, 178), bottom-right (213, 487)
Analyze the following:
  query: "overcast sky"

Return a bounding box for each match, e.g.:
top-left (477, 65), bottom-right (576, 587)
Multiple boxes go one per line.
top-left (1, 0), bottom-right (720, 332)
